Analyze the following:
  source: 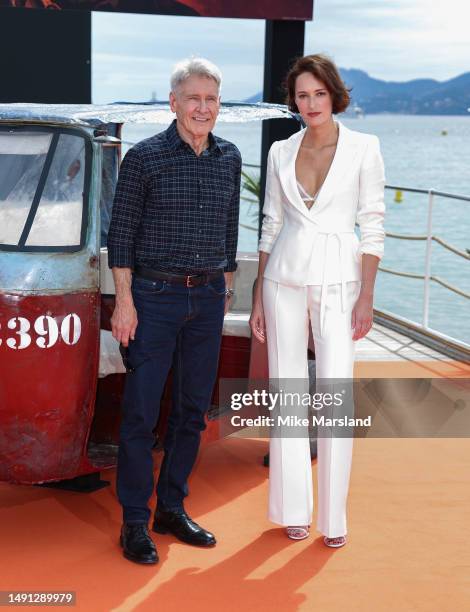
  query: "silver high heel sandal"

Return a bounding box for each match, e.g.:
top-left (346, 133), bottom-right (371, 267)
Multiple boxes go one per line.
top-left (286, 526), bottom-right (310, 540)
top-left (323, 535), bottom-right (347, 548)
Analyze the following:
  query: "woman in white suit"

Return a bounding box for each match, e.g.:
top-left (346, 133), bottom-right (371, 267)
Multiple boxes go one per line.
top-left (250, 54), bottom-right (385, 547)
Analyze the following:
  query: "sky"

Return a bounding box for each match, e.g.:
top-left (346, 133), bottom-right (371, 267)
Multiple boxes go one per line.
top-left (92, 0), bottom-right (470, 104)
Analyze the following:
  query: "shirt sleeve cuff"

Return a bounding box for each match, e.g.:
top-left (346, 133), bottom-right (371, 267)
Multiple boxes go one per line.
top-left (107, 248), bottom-right (135, 269)
top-left (224, 260), bottom-right (238, 273)
top-left (358, 245), bottom-right (384, 260)
top-left (258, 238), bottom-right (273, 254)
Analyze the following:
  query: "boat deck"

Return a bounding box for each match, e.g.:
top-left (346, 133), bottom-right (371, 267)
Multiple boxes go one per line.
top-left (354, 321), bottom-right (470, 378)
top-left (357, 322), bottom-right (448, 362)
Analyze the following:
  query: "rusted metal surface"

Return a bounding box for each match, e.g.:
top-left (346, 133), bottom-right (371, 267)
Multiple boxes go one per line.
top-left (0, 250), bottom-right (99, 294)
top-left (99, 294), bottom-right (115, 332)
top-left (0, 291), bottom-right (101, 483)
top-left (0, 122), bottom-right (108, 483)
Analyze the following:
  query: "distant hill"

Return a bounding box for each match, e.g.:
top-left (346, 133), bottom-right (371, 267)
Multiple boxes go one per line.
top-left (244, 92), bottom-right (263, 104)
top-left (244, 69), bottom-right (470, 115)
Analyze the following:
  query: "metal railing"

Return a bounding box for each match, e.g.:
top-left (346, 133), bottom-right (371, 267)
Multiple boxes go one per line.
top-left (380, 185), bottom-right (470, 340)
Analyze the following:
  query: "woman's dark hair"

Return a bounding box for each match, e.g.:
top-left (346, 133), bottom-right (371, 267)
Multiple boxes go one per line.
top-left (285, 54), bottom-right (351, 114)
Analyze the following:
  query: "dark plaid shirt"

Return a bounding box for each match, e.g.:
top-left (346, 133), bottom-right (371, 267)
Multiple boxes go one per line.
top-left (107, 119), bottom-right (241, 273)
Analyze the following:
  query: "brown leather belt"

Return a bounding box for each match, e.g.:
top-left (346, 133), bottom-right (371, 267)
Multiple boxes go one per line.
top-left (134, 264), bottom-right (223, 287)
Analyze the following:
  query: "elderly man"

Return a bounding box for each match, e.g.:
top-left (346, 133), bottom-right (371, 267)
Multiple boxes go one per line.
top-left (107, 57), bottom-right (241, 565)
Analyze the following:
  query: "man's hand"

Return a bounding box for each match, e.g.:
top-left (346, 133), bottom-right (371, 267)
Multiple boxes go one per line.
top-left (111, 299), bottom-right (138, 347)
top-left (111, 267), bottom-right (138, 347)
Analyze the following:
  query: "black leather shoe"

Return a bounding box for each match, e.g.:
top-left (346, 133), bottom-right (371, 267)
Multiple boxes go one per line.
top-left (120, 523), bottom-right (159, 564)
top-left (152, 509), bottom-right (216, 547)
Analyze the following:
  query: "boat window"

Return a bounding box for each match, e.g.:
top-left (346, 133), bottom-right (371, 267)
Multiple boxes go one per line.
top-left (0, 130), bottom-right (87, 251)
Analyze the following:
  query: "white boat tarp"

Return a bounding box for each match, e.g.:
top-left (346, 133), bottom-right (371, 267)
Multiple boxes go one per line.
top-left (0, 102), bottom-right (294, 127)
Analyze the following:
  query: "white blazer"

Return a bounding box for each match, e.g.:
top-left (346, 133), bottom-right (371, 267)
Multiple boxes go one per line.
top-left (259, 119), bottom-right (386, 335)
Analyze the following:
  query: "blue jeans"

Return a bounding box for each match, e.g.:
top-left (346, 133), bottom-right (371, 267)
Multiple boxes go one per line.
top-left (116, 273), bottom-right (225, 524)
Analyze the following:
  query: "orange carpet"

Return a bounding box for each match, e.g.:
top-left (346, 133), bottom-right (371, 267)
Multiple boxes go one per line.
top-left (1, 436), bottom-right (470, 612)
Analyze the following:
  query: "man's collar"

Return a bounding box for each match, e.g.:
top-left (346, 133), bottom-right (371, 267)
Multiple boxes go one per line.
top-left (166, 119), bottom-right (222, 155)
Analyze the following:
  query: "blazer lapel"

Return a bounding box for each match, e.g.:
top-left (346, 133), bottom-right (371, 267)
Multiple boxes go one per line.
top-left (312, 120), bottom-right (359, 211)
top-left (278, 127), bottom-right (312, 221)
top-left (278, 120), bottom-right (361, 220)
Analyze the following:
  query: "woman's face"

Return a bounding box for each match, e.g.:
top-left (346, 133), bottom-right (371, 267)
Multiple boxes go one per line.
top-left (294, 71), bottom-right (333, 128)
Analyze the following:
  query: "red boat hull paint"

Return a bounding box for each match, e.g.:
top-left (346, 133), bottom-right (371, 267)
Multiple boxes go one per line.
top-left (0, 291), bottom-right (100, 484)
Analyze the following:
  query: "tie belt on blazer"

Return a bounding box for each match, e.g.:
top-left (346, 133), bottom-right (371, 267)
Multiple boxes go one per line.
top-left (316, 230), bottom-right (356, 338)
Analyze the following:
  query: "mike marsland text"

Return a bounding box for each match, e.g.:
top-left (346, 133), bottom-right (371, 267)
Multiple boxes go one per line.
top-left (230, 415), bottom-right (372, 428)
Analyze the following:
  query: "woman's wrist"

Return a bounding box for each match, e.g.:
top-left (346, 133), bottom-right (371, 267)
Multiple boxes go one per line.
top-left (253, 291), bottom-right (263, 307)
top-left (360, 280), bottom-right (375, 297)
top-left (359, 286), bottom-right (374, 299)
top-left (254, 293), bottom-right (263, 306)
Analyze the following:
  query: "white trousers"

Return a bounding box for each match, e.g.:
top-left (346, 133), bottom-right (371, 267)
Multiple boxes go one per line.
top-left (263, 278), bottom-right (361, 537)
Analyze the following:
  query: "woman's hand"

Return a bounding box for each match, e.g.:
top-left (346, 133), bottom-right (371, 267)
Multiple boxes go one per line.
top-left (351, 291), bottom-right (374, 341)
top-left (250, 298), bottom-right (266, 343)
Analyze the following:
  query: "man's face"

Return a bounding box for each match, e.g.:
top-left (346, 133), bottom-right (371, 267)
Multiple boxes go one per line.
top-left (170, 74), bottom-right (220, 139)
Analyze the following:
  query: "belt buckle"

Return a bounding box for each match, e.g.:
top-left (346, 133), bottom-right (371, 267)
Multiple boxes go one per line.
top-left (186, 275), bottom-right (196, 287)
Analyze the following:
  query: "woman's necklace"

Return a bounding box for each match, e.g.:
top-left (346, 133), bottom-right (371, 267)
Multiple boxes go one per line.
top-left (301, 123), bottom-right (339, 151)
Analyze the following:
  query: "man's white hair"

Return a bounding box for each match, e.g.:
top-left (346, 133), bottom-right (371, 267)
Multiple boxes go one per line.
top-left (170, 57), bottom-right (222, 92)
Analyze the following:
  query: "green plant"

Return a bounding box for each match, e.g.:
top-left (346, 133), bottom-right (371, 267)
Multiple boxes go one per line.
top-left (240, 169), bottom-right (260, 232)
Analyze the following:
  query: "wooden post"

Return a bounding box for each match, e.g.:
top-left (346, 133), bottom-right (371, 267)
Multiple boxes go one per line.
top-left (0, 8), bottom-right (91, 103)
top-left (259, 19), bottom-right (305, 236)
